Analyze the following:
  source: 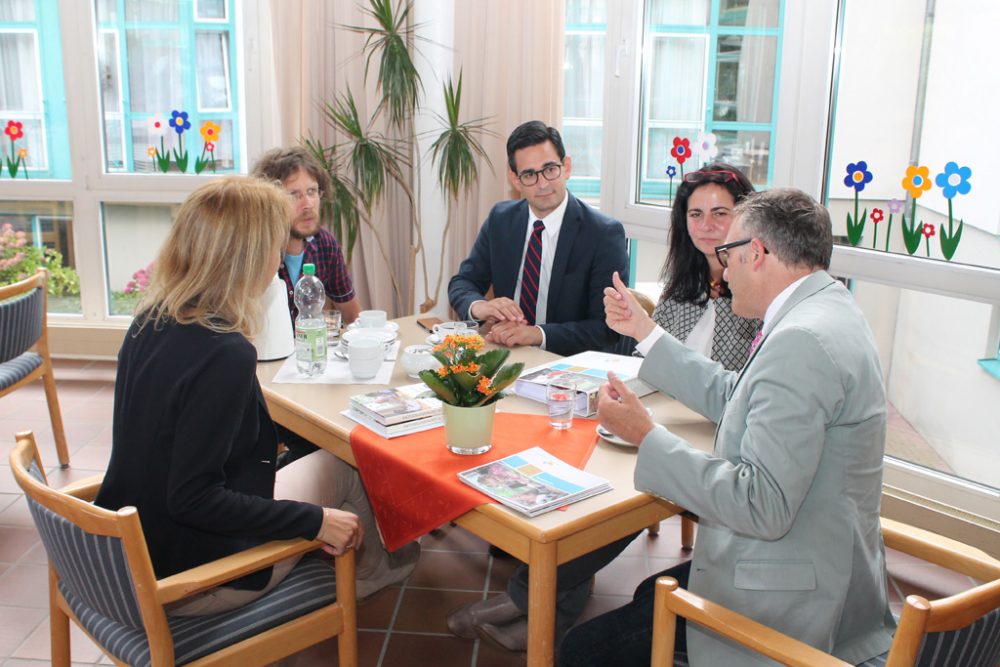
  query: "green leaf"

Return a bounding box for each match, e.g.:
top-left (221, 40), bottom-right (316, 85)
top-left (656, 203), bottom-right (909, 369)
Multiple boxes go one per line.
top-left (194, 156), bottom-right (208, 174)
top-left (939, 219), bottom-right (963, 261)
top-left (427, 71), bottom-right (497, 200)
top-left (453, 371), bottom-right (481, 393)
top-left (846, 209), bottom-right (866, 247)
top-left (476, 348), bottom-right (510, 378)
top-left (487, 363), bottom-right (524, 395)
top-left (901, 214), bottom-right (923, 255)
top-left (418, 369), bottom-right (457, 404)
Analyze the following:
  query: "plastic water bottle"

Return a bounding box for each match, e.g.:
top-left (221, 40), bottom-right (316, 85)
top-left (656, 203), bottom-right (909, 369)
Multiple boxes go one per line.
top-left (294, 263), bottom-right (327, 376)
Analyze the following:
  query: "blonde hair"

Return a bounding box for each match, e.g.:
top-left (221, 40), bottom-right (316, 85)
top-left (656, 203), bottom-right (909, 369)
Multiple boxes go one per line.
top-left (136, 176), bottom-right (291, 337)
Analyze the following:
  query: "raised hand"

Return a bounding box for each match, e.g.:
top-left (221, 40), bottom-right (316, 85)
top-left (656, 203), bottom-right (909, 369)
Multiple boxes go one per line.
top-left (603, 271), bottom-right (656, 341)
top-left (596, 371), bottom-right (655, 446)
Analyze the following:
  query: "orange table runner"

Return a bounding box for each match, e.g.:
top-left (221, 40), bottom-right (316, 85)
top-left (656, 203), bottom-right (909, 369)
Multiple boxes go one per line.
top-left (349, 412), bottom-right (600, 552)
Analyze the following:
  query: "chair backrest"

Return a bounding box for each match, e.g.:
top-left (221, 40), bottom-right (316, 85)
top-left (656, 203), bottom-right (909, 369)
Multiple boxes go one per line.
top-left (629, 288), bottom-right (656, 317)
top-left (9, 431), bottom-right (174, 661)
top-left (0, 270), bottom-right (46, 363)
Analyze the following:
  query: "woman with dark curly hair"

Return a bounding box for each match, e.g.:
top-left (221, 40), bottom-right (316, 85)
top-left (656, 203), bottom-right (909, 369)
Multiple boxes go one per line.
top-left (653, 162), bottom-right (761, 370)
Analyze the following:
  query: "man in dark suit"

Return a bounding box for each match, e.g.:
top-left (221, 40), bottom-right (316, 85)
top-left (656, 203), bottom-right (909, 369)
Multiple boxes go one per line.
top-left (448, 121), bottom-right (628, 356)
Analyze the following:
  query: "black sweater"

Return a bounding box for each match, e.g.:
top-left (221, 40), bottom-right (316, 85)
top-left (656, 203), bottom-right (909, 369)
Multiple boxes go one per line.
top-left (96, 318), bottom-right (322, 589)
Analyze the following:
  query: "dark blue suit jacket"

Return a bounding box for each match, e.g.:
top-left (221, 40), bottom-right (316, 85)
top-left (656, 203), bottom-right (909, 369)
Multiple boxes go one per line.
top-left (448, 193), bottom-right (629, 356)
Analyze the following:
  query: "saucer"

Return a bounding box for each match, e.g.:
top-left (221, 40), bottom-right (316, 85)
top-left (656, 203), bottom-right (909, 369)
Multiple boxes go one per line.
top-left (426, 333), bottom-right (443, 346)
top-left (596, 424), bottom-right (638, 449)
top-left (347, 321), bottom-right (399, 335)
top-left (342, 328), bottom-right (397, 347)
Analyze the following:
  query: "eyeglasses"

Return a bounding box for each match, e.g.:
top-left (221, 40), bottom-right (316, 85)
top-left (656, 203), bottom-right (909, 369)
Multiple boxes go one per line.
top-left (714, 238), bottom-right (768, 268)
top-left (286, 187), bottom-right (323, 202)
top-left (516, 162), bottom-right (563, 187)
top-left (683, 169), bottom-right (739, 184)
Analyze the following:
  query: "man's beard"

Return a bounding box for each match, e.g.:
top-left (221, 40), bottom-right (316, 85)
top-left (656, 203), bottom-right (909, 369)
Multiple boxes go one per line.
top-left (290, 217), bottom-right (319, 240)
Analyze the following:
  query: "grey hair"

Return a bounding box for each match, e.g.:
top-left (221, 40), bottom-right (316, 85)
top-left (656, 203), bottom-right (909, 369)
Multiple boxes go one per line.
top-left (733, 187), bottom-right (832, 270)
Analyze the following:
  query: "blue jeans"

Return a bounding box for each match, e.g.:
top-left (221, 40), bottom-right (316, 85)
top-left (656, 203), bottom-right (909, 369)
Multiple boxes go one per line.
top-left (558, 560), bottom-right (691, 667)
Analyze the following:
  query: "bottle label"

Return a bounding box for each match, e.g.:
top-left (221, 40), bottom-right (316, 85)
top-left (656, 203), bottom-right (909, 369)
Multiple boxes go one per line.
top-left (295, 323), bottom-right (327, 361)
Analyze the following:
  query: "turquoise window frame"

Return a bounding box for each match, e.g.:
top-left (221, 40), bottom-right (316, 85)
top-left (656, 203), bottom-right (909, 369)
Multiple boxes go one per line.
top-left (0, 1), bottom-right (71, 179)
top-left (565, 0), bottom-right (785, 202)
top-left (96, 0), bottom-right (240, 173)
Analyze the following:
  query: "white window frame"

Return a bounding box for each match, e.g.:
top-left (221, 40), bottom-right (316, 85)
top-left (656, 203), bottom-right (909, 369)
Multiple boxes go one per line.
top-left (595, 0), bottom-right (1000, 547)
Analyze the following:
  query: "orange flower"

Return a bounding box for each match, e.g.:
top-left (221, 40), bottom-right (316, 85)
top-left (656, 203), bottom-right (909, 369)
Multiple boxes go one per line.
top-left (476, 377), bottom-right (493, 395)
top-left (436, 367), bottom-right (449, 378)
top-left (200, 120), bottom-right (221, 144)
top-left (147, 147), bottom-right (157, 157)
top-left (901, 165), bottom-right (932, 200)
top-left (18, 148), bottom-right (27, 159)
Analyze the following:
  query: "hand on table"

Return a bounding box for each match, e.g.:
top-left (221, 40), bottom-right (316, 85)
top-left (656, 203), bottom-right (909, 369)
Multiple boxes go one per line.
top-left (597, 372), bottom-right (654, 446)
top-left (316, 507), bottom-right (363, 556)
top-left (485, 321), bottom-right (543, 348)
top-left (471, 297), bottom-right (526, 323)
top-left (603, 271), bottom-right (656, 342)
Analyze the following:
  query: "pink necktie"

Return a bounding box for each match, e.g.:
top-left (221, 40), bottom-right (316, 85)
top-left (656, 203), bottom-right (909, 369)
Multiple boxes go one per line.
top-left (749, 330), bottom-right (764, 357)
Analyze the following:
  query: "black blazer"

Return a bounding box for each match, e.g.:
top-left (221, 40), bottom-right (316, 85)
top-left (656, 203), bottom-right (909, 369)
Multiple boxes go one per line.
top-left (96, 319), bottom-right (322, 589)
top-left (447, 193), bottom-right (629, 356)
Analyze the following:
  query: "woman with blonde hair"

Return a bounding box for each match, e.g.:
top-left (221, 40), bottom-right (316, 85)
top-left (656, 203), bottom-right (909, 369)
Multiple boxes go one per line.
top-left (96, 176), bottom-right (417, 615)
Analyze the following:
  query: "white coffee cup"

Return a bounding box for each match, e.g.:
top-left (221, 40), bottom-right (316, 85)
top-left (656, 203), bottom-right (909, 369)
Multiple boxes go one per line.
top-left (348, 338), bottom-right (382, 379)
top-left (401, 344), bottom-right (440, 378)
top-left (432, 320), bottom-right (477, 340)
top-left (357, 309), bottom-right (387, 328)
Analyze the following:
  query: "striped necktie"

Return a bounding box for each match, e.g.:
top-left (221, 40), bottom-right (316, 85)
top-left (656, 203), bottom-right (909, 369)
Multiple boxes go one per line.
top-left (519, 220), bottom-right (545, 325)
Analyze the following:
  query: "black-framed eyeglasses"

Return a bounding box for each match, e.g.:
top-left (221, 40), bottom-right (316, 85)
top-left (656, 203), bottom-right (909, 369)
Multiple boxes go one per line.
top-left (715, 238), bottom-right (768, 268)
top-left (684, 169), bottom-right (739, 184)
top-left (517, 162), bottom-right (563, 186)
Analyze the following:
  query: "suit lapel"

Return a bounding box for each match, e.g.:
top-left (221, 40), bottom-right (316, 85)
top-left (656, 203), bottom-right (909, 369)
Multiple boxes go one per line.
top-left (499, 201), bottom-right (530, 297)
top-left (547, 194), bottom-right (581, 319)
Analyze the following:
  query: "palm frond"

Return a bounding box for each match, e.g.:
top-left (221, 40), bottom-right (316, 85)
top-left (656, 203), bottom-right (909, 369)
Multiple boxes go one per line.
top-left (428, 72), bottom-right (497, 199)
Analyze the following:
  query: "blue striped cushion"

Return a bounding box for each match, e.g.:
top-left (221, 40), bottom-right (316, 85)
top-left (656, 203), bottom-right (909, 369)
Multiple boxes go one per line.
top-left (0, 351), bottom-right (42, 391)
top-left (62, 556), bottom-right (338, 667)
top-left (0, 287), bottom-right (43, 363)
top-left (26, 497), bottom-right (145, 629)
top-left (913, 608), bottom-right (1000, 666)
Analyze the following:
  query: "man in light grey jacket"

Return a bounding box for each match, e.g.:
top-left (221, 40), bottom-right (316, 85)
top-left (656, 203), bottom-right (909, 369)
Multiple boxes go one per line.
top-left (559, 188), bottom-right (896, 667)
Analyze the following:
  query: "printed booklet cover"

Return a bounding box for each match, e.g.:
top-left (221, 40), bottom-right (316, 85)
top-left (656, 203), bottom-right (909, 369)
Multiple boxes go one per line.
top-left (458, 446), bottom-right (611, 517)
top-left (350, 382), bottom-right (442, 425)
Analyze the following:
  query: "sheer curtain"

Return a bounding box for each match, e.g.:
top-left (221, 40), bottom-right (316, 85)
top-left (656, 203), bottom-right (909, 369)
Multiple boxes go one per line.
top-left (257, 0), bottom-right (566, 317)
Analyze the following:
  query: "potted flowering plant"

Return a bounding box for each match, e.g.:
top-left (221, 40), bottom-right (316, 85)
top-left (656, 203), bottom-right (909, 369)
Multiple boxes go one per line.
top-left (418, 334), bottom-right (523, 455)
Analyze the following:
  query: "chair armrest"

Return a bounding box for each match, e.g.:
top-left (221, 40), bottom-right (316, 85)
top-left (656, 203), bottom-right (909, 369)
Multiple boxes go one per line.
top-left (881, 517), bottom-right (1000, 582)
top-left (653, 578), bottom-right (853, 667)
top-left (156, 538), bottom-right (325, 604)
top-left (59, 475), bottom-right (104, 502)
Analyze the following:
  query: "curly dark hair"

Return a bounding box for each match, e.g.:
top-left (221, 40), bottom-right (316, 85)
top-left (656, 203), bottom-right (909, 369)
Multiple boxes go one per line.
top-left (250, 146), bottom-right (331, 203)
top-left (660, 162), bottom-right (755, 305)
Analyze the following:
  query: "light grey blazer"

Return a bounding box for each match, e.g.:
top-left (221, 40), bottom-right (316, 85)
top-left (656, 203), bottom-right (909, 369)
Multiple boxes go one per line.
top-left (635, 271), bottom-right (896, 667)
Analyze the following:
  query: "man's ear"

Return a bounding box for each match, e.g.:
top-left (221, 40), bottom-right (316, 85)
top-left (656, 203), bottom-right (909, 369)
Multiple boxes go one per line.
top-left (507, 168), bottom-right (523, 198)
top-left (750, 238), bottom-right (768, 269)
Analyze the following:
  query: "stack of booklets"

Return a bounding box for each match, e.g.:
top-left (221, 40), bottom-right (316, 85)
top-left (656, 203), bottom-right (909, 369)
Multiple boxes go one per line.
top-left (513, 350), bottom-right (654, 417)
top-left (458, 446), bottom-right (612, 517)
top-left (343, 382), bottom-right (443, 438)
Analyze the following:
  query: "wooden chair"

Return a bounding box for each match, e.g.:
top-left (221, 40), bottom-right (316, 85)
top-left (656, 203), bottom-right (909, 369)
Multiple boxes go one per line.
top-left (650, 517), bottom-right (1000, 666)
top-left (628, 288), bottom-right (697, 549)
top-left (10, 431), bottom-right (358, 667)
top-left (1, 269), bottom-right (69, 467)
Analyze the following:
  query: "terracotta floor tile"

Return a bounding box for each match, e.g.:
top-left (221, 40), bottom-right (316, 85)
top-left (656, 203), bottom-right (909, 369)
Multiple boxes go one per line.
top-left (11, 616), bottom-right (105, 663)
top-left (0, 606), bottom-right (46, 658)
top-left (392, 588), bottom-right (484, 634)
top-left (406, 550), bottom-right (490, 591)
top-left (357, 585), bottom-right (404, 630)
top-left (380, 633), bottom-right (474, 667)
top-left (281, 630), bottom-right (386, 667)
top-left (0, 465), bottom-right (20, 494)
top-left (0, 563), bottom-right (49, 609)
top-left (420, 523), bottom-right (490, 553)
top-left (474, 637), bottom-right (528, 667)
top-left (0, 526), bottom-right (40, 563)
top-left (487, 554), bottom-right (521, 592)
top-left (0, 497), bottom-right (34, 528)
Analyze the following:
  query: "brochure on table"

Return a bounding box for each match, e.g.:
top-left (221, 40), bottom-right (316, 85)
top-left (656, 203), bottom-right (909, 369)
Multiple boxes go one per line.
top-left (513, 350), bottom-right (654, 416)
top-left (350, 383), bottom-right (442, 425)
top-left (341, 408), bottom-right (443, 439)
top-left (458, 446), bottom-right (612, 517)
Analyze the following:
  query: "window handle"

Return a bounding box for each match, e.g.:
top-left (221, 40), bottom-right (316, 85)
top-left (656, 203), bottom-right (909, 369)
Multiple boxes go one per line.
top-left (614, 40), bottom-right (630, 78)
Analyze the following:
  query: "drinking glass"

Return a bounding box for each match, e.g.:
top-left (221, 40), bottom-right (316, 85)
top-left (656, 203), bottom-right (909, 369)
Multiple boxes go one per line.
top-left (546, 377), bottom-right (577, 430)
top-left (323, 308), bottom-right (342, 344)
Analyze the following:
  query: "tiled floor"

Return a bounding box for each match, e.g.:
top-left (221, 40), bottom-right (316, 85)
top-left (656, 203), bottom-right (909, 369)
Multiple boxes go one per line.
top-left (0, 360), bottom-right (984, 666)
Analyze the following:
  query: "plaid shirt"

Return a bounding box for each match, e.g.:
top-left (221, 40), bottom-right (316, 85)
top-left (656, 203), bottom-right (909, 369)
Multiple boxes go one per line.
top-left (278, 227), bottom-right (355, 321)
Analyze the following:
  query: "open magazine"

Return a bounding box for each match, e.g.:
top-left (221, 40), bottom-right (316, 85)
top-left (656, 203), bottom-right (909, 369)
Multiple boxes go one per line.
top-left (458, 446), bottom-right (611, 517)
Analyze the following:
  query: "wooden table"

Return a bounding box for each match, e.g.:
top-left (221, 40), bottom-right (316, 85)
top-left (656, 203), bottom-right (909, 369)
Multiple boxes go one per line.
top-left (257, 316), bottom-right (715, 667)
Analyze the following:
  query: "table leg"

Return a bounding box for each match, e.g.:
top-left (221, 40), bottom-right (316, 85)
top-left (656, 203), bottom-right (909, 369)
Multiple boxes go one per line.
top-left (526, 540), bottom-right (558, 667)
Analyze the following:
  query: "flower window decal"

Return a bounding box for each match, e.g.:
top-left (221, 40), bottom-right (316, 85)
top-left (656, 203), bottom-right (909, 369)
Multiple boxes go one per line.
top-left (145, 111), bottom-right (221, 174)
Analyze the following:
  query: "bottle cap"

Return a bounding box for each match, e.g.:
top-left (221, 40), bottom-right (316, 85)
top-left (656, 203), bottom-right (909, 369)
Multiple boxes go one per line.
top-left (303, 263), bottom-right (316, 275)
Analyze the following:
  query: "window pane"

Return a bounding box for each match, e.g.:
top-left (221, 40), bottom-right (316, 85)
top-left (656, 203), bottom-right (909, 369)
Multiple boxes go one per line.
top-left (97, 31), bottom-right (120, 111)
top-left (649, 35), bottom-right (707, 122)
top-left (125, 29), bottom-right (182, 113)
top-left (719, 0), bottom-right (780, 28)
top-left (124, 0), bottom-right (178, 22)
top-left (0, 1), bottom-right (35, 21)
top-left (564, 34), bottom-right (603, 119)
top-left (95, 0), bottom-right (117, 21)
top-left (0, 32), bottom-right (42, 111)
top-left (196, 0), bottom-right (226, 20)
top-left (566, 0), bottom-right (606, 23)
top-left (713, 35), bottom-right (776, 123)
top-left (851, 279), bottom-right (999, 492)
top-left (563, 124), bottom-right (602, 178)
top-left (713, 129), bottom-right (770, 186)
top-left (195, 31), bottom-right (230, 110)
top-left (647, 0), bottom-right (709, 26)
top-left (102, 203), bottom-right (177, 316)
top-left (0, 202), bottom-right (79, 315)
top-left (825, 0), bottom-right (1000, 270)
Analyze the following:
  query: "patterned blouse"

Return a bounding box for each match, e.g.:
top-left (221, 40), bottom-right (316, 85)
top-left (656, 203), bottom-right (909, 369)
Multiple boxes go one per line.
top-left (652, 294), bottom-right (761, 371)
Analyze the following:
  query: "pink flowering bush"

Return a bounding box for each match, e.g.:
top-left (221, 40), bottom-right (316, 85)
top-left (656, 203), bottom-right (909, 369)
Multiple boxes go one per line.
top-left (124, 264), bottom-right (153, 295)
top-left (0, 223), bottom-right (80, 296)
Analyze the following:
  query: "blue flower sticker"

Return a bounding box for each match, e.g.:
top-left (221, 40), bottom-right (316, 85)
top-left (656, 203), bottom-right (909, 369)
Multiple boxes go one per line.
top-left (170, 110), bottom-right (191, 135)
top-left (665, 165), bottom-right (677, 178)
top-left (844, 161), bottom-right (874, 192)
top-left (934, 162), bottom-right (972, 200)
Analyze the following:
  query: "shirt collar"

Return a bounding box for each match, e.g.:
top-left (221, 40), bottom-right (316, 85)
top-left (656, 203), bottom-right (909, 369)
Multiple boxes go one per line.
top-left (762, 272), bottom-right (813, 333)
top-left (528, 191), bottom-right (569, 239)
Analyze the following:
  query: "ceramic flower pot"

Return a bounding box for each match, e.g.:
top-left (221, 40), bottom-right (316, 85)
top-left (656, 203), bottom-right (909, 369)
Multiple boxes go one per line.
top-left (442, 401), bottom-right (496, 455)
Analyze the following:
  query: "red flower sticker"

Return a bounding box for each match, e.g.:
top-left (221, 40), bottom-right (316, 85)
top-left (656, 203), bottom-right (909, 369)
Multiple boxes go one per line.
top-left (870, 208), bottom-right (884, 224)
top-left (922, 223), bottom-right (935, 239)
top-left (4, 120), bottom-right (24, 142)
top-left (670, 137), bottom-right (691, 165)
